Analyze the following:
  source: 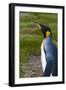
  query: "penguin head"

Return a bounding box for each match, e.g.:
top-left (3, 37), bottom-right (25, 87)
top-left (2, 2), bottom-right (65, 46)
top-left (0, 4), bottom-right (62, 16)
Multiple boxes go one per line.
top-left (39, 24), bottom-right (52, 39)
top-left (33, 22), bottom-right (52, 39)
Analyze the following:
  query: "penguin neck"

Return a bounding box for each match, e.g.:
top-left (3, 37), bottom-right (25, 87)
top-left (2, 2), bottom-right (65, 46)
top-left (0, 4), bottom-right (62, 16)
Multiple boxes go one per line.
top-left (44, 36), bottom-right (52, 46)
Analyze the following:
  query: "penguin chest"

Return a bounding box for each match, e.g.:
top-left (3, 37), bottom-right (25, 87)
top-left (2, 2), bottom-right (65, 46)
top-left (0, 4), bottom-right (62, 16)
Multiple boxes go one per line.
top-left (41, 41), bottom-right (46, 72)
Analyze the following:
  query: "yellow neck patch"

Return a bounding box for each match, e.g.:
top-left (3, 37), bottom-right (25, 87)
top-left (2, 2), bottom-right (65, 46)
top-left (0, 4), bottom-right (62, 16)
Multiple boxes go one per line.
top-left (46, 31), bottom-right (50, 37)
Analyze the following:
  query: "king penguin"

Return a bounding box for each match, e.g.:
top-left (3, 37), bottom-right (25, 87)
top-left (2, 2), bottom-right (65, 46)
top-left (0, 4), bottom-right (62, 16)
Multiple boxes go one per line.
top-left (33, 22), bottom-right (58, 77)
top-left (40, 24), bottom-right (58, 77)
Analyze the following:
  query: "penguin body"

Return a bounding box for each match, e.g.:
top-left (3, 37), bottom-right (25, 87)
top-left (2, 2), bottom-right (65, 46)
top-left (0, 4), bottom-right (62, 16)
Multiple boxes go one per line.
top-left (42, 36), bottom-right (58, 76)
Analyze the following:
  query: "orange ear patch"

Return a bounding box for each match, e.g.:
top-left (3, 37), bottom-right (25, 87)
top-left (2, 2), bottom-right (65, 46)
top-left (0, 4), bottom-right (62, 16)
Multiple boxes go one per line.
top-left (46, 31), bottom-right (50, 37)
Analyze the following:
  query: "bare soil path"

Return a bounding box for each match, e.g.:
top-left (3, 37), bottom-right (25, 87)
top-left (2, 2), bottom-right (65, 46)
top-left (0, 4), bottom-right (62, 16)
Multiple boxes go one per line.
top-left (20, 56), bottom-right (43, 78)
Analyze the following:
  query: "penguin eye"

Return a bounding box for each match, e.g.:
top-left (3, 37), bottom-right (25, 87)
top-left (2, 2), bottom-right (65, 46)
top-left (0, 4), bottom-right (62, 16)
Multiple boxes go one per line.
top-left (46, 31), bottom-right (50, 37)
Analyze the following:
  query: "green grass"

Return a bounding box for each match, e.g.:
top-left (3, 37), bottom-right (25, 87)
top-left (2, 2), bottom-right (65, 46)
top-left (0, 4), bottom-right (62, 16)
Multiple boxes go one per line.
top-left (19, 12), bottom-right (58, 78)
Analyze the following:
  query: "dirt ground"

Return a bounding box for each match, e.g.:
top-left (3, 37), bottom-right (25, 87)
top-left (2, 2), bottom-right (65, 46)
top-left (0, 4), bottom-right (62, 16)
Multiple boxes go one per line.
top-left (20, 55), bottom-right (43, 78)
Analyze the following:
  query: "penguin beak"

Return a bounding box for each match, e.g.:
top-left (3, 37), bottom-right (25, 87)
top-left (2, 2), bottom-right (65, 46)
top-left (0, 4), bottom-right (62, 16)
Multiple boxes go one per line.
top-left (33, 22), bottom-right (41, 29)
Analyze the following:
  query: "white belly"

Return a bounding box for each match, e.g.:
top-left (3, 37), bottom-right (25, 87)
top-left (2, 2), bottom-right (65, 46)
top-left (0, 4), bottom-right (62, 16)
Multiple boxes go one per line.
top-left (41, 41), bottom-right (46, 72)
